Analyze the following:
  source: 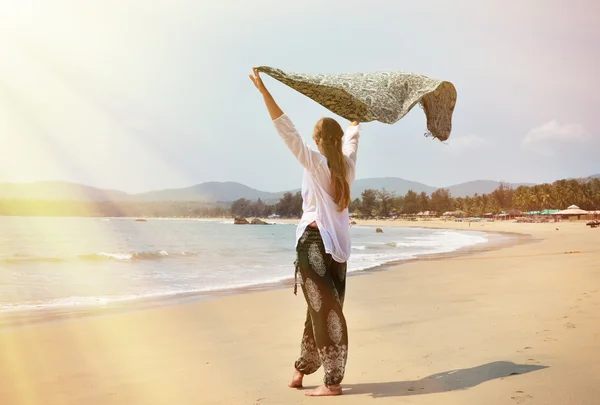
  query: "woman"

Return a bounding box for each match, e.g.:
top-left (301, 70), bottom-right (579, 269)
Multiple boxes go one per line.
top-left (249, 67), bottom-right (360, 397)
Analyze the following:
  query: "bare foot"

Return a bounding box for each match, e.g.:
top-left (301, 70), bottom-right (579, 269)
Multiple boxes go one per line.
top-left (305, 384), bottom-right (342, 396)
top-left (289, 369), bottom-right (304, 388)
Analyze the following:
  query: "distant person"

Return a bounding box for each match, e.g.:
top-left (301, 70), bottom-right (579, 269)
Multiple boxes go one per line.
top-left (249, 68), bottom-right (361, 397)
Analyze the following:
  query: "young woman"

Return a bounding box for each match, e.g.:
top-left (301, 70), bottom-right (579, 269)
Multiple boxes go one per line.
top-left (249, 68), bottom-right (360, 397)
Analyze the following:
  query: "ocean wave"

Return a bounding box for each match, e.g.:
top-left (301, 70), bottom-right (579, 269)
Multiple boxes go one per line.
top-left (348, 251), bottom-right (417, 271)
top-left (1, 250), bottom-right (199, 264)
top-left (78, 251), bottom-right (170, 261)
top-left (0, 274), bottom-right (296, 313)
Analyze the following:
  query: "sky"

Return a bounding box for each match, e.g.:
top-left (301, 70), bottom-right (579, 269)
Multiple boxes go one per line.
top-left (0, 0), bottom-right (599, 193)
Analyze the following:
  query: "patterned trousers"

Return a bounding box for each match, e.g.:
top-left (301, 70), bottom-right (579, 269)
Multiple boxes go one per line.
top-left (294, 226), bottom-right (348, 386)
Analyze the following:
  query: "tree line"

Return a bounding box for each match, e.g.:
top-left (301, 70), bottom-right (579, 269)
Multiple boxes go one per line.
top-left (230, 192), bottom-right (302, 218)
top-left (232, 177), bottom-right (600, 218)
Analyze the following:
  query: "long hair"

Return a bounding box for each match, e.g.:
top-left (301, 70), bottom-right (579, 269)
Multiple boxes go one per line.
top-left (313, 117), bottom-right (350, 211)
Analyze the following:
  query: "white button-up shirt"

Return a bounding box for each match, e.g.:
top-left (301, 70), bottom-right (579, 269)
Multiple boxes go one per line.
top-left (272, 114), bottom-right (360, 263)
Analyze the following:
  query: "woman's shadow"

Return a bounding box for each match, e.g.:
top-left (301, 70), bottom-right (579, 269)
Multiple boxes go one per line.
top-left (343, 361), bottom-right (548, 398)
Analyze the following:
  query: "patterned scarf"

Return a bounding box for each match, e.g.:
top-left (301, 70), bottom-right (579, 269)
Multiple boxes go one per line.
top-left (256, 66), bottom-right (457, 141)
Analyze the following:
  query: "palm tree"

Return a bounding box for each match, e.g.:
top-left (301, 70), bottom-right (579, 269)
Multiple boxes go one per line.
top-left (538, 184), bottom-right (552, 210)
top-left (513, 186), bottom-right (530, 211)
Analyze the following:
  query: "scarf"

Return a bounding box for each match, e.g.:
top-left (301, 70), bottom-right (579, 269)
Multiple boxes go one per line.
top-left (256, 66), bottom-right (457, 141)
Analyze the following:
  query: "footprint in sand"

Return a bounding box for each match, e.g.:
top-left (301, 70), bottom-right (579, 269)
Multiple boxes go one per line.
top-left (565, 322), bottom-right (576, 329)
top-left (511, 392), bottom-right (533, 403)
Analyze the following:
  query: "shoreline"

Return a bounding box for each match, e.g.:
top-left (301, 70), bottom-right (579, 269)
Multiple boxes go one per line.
top-left (0, 222), bottom-right (530, 330)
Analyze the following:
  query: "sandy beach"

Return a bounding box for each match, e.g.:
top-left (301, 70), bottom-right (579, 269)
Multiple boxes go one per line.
top-left (1, 219), bottom-right (599, 405)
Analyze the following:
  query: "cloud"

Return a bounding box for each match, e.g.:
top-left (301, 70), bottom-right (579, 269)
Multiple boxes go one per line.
top-left (448, 135), bottom-right (490, 152)
top-left (523, 120), bottom-right (591, 155)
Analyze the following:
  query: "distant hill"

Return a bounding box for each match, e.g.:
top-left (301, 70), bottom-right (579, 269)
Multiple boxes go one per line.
top-left (0, 181), bottom-right (282, 204)
top-left (0, 173), bottom-right (597, 203)
top-left (350, 179), bottom-right (534, 199)
top-left (133, 182), bottom-right (282, 203)
top-left (0, 181), bottom-right (130, 201)
top-left (350, 177), bottom-right (435, 198)
top-left (445, 180), bottom-right (535, 198)
top-left (589, 174), bottom-right (600, 179)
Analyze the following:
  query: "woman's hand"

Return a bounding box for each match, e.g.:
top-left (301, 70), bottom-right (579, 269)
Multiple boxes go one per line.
top-left (250, 67), bottom-right (284, 120)
top-left (249, 67), bottom-right (268, 95)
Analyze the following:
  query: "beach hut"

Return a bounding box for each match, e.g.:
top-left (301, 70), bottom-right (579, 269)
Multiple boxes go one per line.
top-left (500, 209), bottom-right (522, 221)
top-left (443, 210), bottom-right (465, 217)
top-left (416, 211), bottom-right (436, 218)
top-left (554, 205), bottom-right (589, 220)
top-left (586, 210), bottom-right (600, 219)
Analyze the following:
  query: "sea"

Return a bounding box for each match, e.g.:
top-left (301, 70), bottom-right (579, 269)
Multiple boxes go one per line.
top-left (0, 216), bottom-right (492, 319)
